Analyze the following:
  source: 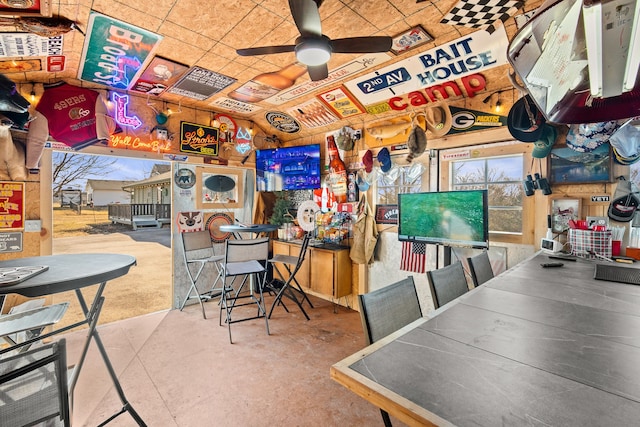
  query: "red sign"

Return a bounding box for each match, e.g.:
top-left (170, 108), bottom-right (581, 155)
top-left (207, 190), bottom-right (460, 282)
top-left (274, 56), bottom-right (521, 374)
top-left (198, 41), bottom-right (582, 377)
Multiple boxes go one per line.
top-left (0, 182), bottom-right (25, 230)
top-left (46, 55), bottom-right (66, 72)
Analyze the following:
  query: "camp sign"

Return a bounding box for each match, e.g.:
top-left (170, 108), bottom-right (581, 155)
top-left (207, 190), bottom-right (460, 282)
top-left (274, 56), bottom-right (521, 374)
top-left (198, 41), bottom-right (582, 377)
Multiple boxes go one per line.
top-left (0, 182), bottom-right (24, 230)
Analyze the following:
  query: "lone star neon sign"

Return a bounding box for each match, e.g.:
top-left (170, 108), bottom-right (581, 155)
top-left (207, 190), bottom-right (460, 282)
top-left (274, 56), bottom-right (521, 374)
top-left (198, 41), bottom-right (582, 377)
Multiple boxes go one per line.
top-left (112, 92), bottom-right (142, 129)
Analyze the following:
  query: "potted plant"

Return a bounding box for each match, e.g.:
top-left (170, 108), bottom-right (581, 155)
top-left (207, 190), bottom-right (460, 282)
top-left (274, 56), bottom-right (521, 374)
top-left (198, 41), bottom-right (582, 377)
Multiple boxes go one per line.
top-left (269, 192), bottom-right (292, 239)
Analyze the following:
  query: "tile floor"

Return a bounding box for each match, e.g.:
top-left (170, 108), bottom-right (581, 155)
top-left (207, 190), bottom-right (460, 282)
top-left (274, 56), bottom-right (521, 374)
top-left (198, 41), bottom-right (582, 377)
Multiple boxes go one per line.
top-left (61, 294), bottom-right (407, 426)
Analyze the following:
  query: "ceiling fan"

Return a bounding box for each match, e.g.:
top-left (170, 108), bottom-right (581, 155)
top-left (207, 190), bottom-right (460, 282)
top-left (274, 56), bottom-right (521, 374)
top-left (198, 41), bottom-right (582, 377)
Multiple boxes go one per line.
top-left (236, 0), bottom-right (393, 81)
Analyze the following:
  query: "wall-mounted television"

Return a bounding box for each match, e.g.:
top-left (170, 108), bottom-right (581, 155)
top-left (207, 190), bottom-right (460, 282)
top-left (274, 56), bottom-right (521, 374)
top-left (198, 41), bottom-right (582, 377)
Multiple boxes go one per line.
top-left (398, 190), bottom-right (489, 249)
top-left (255, 144), bottom-right (321, 191)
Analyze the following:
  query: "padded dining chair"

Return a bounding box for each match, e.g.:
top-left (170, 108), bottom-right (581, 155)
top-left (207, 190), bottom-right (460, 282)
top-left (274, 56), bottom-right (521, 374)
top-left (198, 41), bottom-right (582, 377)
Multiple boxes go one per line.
top-left (358, 276), bottom-right (422, 427)
top-left (179, 230), bottom-right (226, 319)
top-left (267, 232), bottom-right (314, 320)
top-left (219, 237), bottom-right (270, 344)
top-left (467, 251), bottom-right (494, 288)
top-left (427, 261), bottom-right (470, 309)
top-left (0, 338), bottom-right (70, 427)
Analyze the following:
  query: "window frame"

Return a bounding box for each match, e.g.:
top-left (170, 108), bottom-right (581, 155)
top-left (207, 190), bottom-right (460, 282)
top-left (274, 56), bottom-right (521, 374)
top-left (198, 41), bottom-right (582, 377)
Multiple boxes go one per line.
top-left (439, 141), bottom-right (536, 245)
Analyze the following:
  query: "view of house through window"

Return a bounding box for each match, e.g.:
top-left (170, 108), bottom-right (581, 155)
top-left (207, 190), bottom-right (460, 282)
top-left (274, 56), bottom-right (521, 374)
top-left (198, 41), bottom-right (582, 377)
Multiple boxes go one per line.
top-left (450, 155), bottom-right (524, 234)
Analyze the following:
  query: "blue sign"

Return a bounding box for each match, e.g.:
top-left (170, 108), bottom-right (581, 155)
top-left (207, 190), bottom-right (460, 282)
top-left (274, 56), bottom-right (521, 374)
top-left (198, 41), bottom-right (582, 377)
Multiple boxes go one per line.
top-left (357, 68), bottom-right (411, 94)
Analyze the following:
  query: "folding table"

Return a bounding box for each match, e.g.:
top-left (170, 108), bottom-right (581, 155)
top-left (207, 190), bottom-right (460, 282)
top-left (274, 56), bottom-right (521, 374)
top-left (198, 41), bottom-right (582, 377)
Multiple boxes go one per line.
top-left (0, 253), bottom-right (145, 426)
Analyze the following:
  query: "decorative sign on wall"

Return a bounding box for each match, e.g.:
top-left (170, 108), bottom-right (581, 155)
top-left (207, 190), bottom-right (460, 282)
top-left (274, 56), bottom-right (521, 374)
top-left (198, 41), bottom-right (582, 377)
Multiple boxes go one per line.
top-left (344, 28), bottom-right (509, 106)
top-left (264, 52), bottom-right (392, 105)
top-left (286, 99), bottom-right (338, 129)
top-left (391, 25), bottom-right (433, 55)
top-left (375, 204), bottom-right (398, 224)
top-left (112, 93), bottom-right (142, 129)
top-left (0, 59), bottom-right (41, 73)
top-left (0, 1), bottom-right (51, 17)
top-left (0, 232), bottom-right (22, 253)
top-left (109, 134), bottom-right (172, 153)
top-left (317, 86), bottom-right (365, 119)
top-left (167, 66), bottom-right (236, 100)
top-left (131, 56), bottom-right (189, 96)
top-left (265, 111), bottom-right (300, 133)
top-left (179, 121), bottom-right (219, 156)
top-left (0, 182), bottom-right (24, 230)
top-left (78, 12), bottom-right (163, 89)
top-left (0, 34), bottom-right (62, 57)
top-left (448, 105), bottom-right (507, 134)
top-left (210, 96), bottom-right (263, 114)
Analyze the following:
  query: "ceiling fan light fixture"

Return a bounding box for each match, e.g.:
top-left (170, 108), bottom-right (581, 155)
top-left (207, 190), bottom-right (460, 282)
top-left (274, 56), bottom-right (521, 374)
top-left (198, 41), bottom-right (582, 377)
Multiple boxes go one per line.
top-left (295, 40), bottom-right (331, 66)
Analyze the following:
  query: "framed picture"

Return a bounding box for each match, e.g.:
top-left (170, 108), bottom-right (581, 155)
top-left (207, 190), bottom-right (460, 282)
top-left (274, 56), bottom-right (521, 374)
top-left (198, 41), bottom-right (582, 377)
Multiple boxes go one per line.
top-left (196, 167), bottom-right (243, 209)
top-left (548, 143), bottom-right (612, 184)
top-left (0, 1), bottom-right (52, 17)
top-left (391, 25), bottom-right (433, 55)
top-left (550, 198), bottom-right (581, 233)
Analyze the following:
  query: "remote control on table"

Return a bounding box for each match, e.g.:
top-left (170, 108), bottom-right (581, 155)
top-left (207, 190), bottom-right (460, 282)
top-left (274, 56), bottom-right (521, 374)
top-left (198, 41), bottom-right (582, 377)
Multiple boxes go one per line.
top-left (540, 262), bottom-right (564, 268)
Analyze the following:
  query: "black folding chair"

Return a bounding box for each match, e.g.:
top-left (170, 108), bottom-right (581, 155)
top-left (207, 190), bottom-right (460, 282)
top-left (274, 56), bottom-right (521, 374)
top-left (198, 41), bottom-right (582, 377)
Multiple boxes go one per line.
top-left (267, 232), bottom-right (314, 320)
top-left (0, 338), bottom-right (70, 427)
top-left (179, 230), bottom-right (225, 319)
top-left (219, 237), bottom-right (270, 343)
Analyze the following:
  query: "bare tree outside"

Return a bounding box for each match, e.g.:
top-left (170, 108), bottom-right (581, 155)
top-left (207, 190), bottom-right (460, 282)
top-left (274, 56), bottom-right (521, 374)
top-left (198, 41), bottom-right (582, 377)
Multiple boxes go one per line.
top-left (452, 158), bottom-right (524, 234)
top-left (52, 152), bottom-right (119, 197)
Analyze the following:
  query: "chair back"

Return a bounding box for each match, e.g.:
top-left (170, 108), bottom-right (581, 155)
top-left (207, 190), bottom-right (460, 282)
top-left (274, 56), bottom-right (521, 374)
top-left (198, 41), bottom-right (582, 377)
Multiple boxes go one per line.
top-left (0, 338), bottom-right (70, 427)
top-left (427, 261), bottom-right (469, 309)
top-left (358, 276), bottom-right (422, 345)
top-left (293, 232), bottom-right (312, 271)
top-left (467, 251), bottom-right (494, 287)
top-left (225, 237), bottom-right (270, 264)
top-left (182, 230), bottom-right (214, 259)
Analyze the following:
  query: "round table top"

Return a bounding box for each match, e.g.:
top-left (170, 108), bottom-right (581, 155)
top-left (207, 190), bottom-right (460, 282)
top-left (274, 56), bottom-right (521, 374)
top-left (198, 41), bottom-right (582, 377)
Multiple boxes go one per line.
top-left (0, 253), bottom-right (136, 298)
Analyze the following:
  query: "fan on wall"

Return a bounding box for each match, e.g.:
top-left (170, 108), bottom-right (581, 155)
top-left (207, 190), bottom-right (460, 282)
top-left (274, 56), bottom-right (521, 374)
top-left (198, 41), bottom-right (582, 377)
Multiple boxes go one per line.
top-left (236, 0), bottom-right (393, 81)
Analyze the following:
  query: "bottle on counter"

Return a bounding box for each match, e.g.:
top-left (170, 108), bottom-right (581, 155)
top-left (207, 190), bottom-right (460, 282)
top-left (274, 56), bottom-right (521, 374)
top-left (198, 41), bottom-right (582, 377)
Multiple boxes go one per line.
top-left (327, 135), bottom-right (347, 204)
top-left (228, 63), bottom-right (308, 103)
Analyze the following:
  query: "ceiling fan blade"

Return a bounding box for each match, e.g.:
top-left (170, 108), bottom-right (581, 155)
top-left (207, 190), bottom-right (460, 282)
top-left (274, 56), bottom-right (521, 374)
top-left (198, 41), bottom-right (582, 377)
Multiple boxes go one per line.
top-left (236, 45), bottom-right (296, 56)
top-left (307, 63), bottom-right (328, 81)
top-left (289, 0), bottom-right (322, 37)
top-left (330, 36), bottom-right (393, 53)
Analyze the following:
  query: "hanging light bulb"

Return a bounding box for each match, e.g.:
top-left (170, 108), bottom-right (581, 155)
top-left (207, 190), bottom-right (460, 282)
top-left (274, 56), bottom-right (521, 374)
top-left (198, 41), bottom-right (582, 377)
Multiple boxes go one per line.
top-left (249, 121), bottom-right (254, 136)
top-left (211, 113), bottom-right (220, 128)
top-left (29, 83), bottom-right (36, 102)
top-left (495, 98), bottom-right (502, 113)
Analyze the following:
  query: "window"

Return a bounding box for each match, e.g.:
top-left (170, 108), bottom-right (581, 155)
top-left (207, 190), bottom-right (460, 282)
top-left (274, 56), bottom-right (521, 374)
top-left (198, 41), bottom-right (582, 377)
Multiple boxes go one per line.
top-left (375, 161), bottom-right (426, 204)
top-left (450, 155), bottom-right (524, 235)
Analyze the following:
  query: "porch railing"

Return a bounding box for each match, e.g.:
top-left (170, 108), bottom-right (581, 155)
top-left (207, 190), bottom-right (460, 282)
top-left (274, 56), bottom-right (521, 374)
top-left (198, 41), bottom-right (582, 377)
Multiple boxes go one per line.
top-left (108, 204), bottom-right (171, 222)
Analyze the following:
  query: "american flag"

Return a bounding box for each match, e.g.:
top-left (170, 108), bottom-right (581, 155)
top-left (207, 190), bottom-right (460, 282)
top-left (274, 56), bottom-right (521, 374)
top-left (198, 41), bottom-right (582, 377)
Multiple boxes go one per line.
top-left (400, 241), bottom-right (426, 273)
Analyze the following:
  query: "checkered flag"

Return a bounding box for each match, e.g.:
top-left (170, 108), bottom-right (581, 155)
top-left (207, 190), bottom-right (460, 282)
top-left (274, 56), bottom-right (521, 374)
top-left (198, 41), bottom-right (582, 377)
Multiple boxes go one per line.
top-left (440, 0), bottom-right (524, 34)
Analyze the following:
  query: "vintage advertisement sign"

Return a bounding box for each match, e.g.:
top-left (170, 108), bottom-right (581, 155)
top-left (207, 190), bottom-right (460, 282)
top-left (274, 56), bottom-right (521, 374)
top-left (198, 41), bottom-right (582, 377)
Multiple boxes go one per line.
top-left (286, 99), bottom-right (338, 129)
top-left (264, 52), bottom-right (392, 105)
top-left (0, 232), bottom-right (22, 253)
top-left (0, 182), bottom-right (24, 230)
top-left (131, 56), bottom-right (189, 95)
top-left (179, 121), bottom-right (219, 156)
top-left (0, 34), bottom-right (62, 57)
top-left (448, 106), bottom-right (507, 134)
top-left (78, 12), bottom-right (163, 90)
top-left (210, 96), bottom-right (263, 114)
top-left (0, 59), bottom-right (41, 73)
top-left (167, 66), bottom-right (236, 100)
top-left (317, 86), bottom-right (365, 118)
top-left (265, 111), bottom-right (300, 133)
top-left (344, 28), bottom-right (509, 106)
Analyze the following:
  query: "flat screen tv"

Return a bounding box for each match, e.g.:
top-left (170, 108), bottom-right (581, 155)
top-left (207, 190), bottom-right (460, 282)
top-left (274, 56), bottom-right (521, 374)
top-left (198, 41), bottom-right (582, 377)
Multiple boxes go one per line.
top-left (255, 144), bottom-right (321, 191)
top-left (398, 190), bottom-right (489, 249)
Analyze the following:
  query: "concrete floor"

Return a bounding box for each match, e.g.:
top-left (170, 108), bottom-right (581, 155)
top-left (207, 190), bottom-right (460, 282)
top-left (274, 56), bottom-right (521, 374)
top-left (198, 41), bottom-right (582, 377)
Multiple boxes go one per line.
top-left (62, 294), bottom-right (408, 426)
